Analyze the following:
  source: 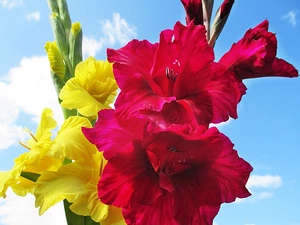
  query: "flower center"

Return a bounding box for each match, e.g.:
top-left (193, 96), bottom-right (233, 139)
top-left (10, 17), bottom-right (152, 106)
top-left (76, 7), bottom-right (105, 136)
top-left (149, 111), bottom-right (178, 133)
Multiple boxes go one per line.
top-left (166, 60), bottom-right (180, 96)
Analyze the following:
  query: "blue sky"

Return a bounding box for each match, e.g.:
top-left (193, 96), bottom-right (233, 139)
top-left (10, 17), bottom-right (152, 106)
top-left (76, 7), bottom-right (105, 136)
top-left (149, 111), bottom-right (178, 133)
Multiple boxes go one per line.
top-left (0, 0), bottom-right (299, 225)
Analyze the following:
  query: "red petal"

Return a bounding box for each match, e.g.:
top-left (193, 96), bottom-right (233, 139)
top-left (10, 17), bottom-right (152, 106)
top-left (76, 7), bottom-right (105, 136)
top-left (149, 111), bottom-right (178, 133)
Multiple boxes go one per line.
top-left (219, 20), bottom-right (298, 79)
top-left (212, 134), bottom-right (253, 202)
top-left (98, 140), bottom-right (162, 208)
top-left (107, 39), bottom-right (162, 93)
top-left (123, 194), bottom-right (178, 225)
top-left (82, 109), bottom-right (148, 159)
top-left (114, 73), bottom-right (176, 120)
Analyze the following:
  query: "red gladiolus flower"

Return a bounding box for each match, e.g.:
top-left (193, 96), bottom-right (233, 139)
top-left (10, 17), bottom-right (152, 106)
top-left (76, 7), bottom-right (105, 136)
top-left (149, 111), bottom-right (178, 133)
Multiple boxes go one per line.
top-left (180, 0), bottom-right (203, 25)
top-left (107, 21), bottom-right (244, 127)
top-left (219, 20), bottom-right (298, 79)
top-left (82, 109), bottom-right (253, 225)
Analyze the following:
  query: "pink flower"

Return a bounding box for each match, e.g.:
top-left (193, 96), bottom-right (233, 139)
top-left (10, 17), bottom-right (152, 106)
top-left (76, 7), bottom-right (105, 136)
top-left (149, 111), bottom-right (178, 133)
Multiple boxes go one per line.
top-left (107, 21), bottom-right (244, 127)
top-left (82, 109), bottom-right (252, 225)
top-left (219, 20), bottom-right (298, 79)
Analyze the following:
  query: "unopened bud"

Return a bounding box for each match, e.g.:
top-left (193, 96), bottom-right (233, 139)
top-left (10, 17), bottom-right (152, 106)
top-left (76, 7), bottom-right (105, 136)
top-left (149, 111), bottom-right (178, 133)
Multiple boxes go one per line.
top-left (57, 0), bottom-right (72, 38)
top-left (50, 13), bottom-right (69, 57)
top-left (209, 0), bottom-right (235, 47)
top-left (69, 22), bottom-right (83, 73)
top-left (47, 0), bottom-right (59, 14)
top-left (45, 41), bottom-right (66, 80)
top-left (180, 0), bottom-right (203, 25)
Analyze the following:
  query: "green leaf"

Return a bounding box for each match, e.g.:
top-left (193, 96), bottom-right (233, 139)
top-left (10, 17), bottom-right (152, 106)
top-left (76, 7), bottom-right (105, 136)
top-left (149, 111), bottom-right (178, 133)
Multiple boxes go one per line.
top-left (20, 171), bottom-right (41, 182)
top-left (64, 200), bottom-right (100, 225)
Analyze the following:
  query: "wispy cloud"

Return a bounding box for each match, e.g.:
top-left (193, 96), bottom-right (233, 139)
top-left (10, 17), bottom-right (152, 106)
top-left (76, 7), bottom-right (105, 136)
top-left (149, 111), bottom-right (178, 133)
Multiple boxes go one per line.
top-left (0, 189), bottom-right (66, 225)
top-left (282, 10), bottom-right (298, 27)
top-left (26, 11), bottom-right (40, 22)
top-left (83, 13), bottom-right (137, 58)
top-left (0, 56), bottom-right (63, 150)
top-left (236, 174), bottom-right (282, 204)
top-left (101, 13), bottom-right (137, 46)
top-left (82, 36), bottom-right (103, 58)
top-left (0, 0), bottom-right (22, 9)
top-left (247, 174), bottom-right (282, 189)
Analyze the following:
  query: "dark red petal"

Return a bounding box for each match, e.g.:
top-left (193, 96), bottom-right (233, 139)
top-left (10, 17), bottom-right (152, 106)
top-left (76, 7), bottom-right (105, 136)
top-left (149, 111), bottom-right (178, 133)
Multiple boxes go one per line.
top-left (123, 194), bottom-right (178, 225)
top-left (238, 57), bottom-right (299, 79)
top-left (98, 140), bottom-right (162, 208)
top-left (82, 109), bottom-right (148, 159)
top-left (152, 22), bottom-right (215, 98)
top-left (208, 63), bottom-right (245, 123)
top-left (107, 39), bottom-right (161, 92)
top-left (212, 134), bottom-right (253, 202)
top-left (180, 0), bottom-right (203, 25)
top-left (114, 73), bottom-right (175, 120)
top-left (145, 127), bottom-right (223, 170)
top-left (172, 169), bottom-right (221, 224)
top-left (219, 20), bottom-right (298, 79)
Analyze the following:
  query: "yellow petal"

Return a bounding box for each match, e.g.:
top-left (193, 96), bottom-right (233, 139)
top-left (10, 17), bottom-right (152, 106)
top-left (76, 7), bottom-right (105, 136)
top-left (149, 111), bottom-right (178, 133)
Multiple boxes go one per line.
top-left (49, 116), bottom-right (97, 160)
top-left (34, 162), bottom-right (89, 215)
top-left (45, 42), bottom-right (66, 80)
top-left (59, 58), bottom-right (118, 117)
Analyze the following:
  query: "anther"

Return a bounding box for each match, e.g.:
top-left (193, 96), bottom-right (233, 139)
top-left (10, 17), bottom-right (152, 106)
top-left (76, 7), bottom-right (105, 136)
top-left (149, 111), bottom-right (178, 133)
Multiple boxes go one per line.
top-left (166, 67), bottom-right (178, 82)
top-left (168, 146), bottom-right (182, 153)
top-left (19, 141), bottom-right (31, 150)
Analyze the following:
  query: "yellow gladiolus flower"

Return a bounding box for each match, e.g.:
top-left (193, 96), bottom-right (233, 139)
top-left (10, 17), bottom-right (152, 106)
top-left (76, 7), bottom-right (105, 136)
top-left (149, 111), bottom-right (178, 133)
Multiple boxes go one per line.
top-left (59, 57), bottom-right (119, 117)
top-left (0, 108), bottom-right (96, 198)
top-left (0, 108), bottom-right (62, 197)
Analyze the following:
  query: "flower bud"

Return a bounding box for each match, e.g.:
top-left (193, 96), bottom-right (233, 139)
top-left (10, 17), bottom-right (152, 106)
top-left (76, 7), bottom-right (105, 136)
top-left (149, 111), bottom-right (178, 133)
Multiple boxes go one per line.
top-left (47, 0), bottom-right (59, 14)
top-left (180, 0), bottom-right (203, 25)
top-left (209, 0), bottom-right (235, 47)
top-left (57, 0), bottom-right (72, 38)
top-left (69, 22), bottom-right (83, 71)
top-left (49, 13), bottom-right (69, 58)
top-left (45, 41), bottom-right (66, 80)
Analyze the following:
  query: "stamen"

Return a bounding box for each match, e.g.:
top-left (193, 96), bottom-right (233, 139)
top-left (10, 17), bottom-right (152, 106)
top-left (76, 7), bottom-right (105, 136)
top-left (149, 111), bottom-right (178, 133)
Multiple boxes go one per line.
top-left (19, 141), bottom-right (31, 150)
top-left (168, 146), bottom-right (182, 153)
top-left (166, 67), bottom-right (178, 82)
top-left (28, 131), bottom-right (38, 142)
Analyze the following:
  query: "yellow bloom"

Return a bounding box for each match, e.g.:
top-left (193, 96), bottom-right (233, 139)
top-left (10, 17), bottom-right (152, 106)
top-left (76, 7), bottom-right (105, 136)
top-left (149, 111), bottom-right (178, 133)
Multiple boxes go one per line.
top-left (0, 108), bottom-right (94, 198)
top-left (34, 145), bottom-right (125, 225)
top-left (45, 41), bottom-right (66, 80)
top-left (0, 108), bottom-right (62, 197)
top-left (59, 57), bottom-right (118, 117)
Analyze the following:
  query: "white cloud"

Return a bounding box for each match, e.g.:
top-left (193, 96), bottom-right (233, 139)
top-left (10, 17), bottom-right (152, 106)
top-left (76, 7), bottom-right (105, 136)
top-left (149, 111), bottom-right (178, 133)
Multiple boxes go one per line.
top-left (82, 13), bottom-right (137, 58)
top-left (0, 56), bottom-right (64, 150)
top-left (256, 191), bottom-right (273, 199)
top-left (246, 174), bottom-right (282, 189)
top-left (0, 189), bottom-right (66, 225)
top-left (282, 10), bottom-right (297, 27)
top-left (0, 0), bottom-right (22, 9)
top-left (82, 36), bottom-right (103, 58)
top-left (26, 11), bottom-right (40, 22)
top-left (101, 13), bottom-right (137, 46)
top-left (236, 174), bottom-right (282, 204)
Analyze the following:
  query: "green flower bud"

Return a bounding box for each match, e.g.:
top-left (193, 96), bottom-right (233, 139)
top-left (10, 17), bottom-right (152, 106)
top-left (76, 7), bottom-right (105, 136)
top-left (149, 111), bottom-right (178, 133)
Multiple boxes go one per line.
top-left (69, 22), bottom-right (83, 73)
top-left (57, 0), bottom-right (72, 38)
top-left (50, 13), bottom-right (69, 58)
top-left (47, 0), bottom-right (59, 14)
